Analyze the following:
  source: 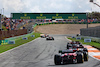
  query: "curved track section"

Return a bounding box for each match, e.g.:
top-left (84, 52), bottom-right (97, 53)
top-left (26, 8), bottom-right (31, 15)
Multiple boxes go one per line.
top-left (0, 35), bottom-right (99, 67)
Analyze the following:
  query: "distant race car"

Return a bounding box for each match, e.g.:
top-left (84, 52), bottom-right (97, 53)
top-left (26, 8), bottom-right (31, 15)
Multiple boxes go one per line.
top-left (67, 41), bottom-right (84, 49)
top-left (68, 41), bottom-right (82, 44)
top-left (54, 50), bottom-right (84, 65)
top-left (76, 34), bottom-right (80, 36)
top-left (46, 37), bottom-right (54, 40)
top-left (40, 34), bottom-right (49, 38)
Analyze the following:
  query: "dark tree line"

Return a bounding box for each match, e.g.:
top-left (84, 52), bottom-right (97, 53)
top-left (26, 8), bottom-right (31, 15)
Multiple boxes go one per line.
top-left (88, 12), bottom-right (100, 19)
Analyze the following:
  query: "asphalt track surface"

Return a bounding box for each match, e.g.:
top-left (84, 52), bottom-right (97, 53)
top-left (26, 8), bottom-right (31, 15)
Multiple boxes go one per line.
top-left (0, 35), bottom-right (100, 67)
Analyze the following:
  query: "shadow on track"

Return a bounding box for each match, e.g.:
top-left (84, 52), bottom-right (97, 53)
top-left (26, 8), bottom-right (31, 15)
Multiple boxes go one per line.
top-left (48, 63), bottom-right (83, 66)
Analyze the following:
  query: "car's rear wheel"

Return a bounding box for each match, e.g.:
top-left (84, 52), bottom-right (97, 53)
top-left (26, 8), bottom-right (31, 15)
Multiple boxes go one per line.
top-left (54, 55), bottom-right (61, 65)
top-left (83, 48), bottom-right (88, 52)
top-left (77, 54), bottom-right (84, 63)
top-left (83, 52), bottom-right (88, 61)
top-left (67, 45), bottom-right (69, 49)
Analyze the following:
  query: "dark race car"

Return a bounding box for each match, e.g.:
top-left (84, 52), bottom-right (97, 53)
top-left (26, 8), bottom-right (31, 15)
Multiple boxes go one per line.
top-left (67, 41), bottom-right (84, 49)
top-left (67, 43), bottom-right (84, 49)
top-left (46, 37), bottom-right (54, 40)
top-left (71, 48), bottom-right (88, 61)
top-left (54, 50), bottom-right (84, 65)
top-left (66, 42), bottom-right (88, 61)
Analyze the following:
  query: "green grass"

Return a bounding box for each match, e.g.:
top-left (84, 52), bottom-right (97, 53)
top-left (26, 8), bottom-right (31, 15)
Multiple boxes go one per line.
top-left (0, 32), bottom-right (40, 53)
top-left (68, 37), bottom-right (100, 49)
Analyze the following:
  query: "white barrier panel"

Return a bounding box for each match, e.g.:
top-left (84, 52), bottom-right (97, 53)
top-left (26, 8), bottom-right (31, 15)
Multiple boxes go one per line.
top-left (76, 37), bottom-right (81, 40)
top-left (8, 40), bottom-right (15, 44)
top-left (84, 39), bottom-right (91, 42)
top-left (80, 36), bottom-right (100, 43)
top-left (31, 35), bottom-right (35, 37)
top-left (22, 37), bottom-right (28, 40)
top-left (72, 36), bottom-right (75, 38)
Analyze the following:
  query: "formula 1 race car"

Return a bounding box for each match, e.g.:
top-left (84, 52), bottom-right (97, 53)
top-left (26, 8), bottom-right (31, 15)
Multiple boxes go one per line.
top-left (70, 48), bottom-right (88, 61)
top-left (67, 41), bottom-right (84, 49)
top-left (40, 34), bottom-right (49, 38)
top-left (68, 41), bottom-right (82, 44)
top-left (54, 50), bottom-right (84, 65)
top-left (46, 37), bottom-right (54, 40)
top-left (66, 42), bottom-right (88, 61)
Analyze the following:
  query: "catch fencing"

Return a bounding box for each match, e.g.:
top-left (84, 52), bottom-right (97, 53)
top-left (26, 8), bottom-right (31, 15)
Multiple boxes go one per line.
top-left (80, 26), bottom-right (100, 38)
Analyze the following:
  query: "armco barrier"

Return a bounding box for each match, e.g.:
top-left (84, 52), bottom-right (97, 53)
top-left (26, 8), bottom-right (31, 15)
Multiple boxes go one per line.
top-left (37, 22), bottom-right (100, 25)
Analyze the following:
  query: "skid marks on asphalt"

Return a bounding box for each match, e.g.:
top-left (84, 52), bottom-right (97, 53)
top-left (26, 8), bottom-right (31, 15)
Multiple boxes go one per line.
top-left (84, 45), bottom-right (100, 60)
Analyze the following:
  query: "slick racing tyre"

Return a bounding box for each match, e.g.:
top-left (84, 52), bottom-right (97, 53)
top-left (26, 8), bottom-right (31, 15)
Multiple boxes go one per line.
top-left (54, 55), bottom-right (61, 65)
top-left (83, 48), bottom-right (88, 52)
top-left (77, 54), bottom-right (84, 63)
top-left (83, 52), bottom-right (88, 61)
top-left (67, 45), bottom-right (70, 49)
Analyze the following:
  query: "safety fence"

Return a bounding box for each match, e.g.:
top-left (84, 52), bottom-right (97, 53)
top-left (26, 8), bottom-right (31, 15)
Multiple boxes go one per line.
top-left (80, 26), bottom-right (100, 38)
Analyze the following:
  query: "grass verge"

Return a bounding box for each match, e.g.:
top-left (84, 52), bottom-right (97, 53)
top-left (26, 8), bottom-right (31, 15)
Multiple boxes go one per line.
top-left (68, 37), bottom-right (100, 49)
top-left (0, 32), bottom-right (40, 53)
